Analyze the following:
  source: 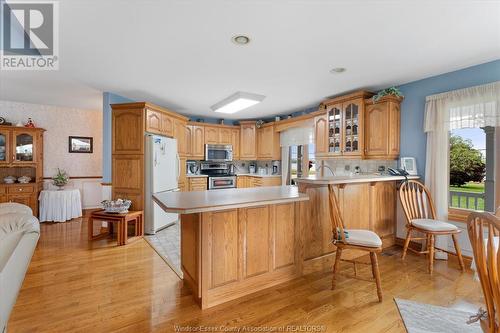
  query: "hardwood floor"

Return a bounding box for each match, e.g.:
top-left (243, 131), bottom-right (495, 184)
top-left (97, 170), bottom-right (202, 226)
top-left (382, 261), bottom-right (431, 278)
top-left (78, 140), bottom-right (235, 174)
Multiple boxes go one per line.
top-left (9, 217), bottom-right (483, 333)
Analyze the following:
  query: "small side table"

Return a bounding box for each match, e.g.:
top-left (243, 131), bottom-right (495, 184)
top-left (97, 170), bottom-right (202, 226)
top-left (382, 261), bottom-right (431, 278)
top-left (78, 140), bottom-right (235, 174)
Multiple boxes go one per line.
top-left (88, 210), bottom-right (144, 246)
top-left (39, 189), bottom-right (82, 222)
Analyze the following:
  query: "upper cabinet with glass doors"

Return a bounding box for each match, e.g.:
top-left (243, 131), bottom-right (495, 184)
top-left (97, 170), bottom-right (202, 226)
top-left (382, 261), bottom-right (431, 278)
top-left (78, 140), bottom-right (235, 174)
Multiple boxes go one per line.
top-left (0, 127), bottom-right (43, 165)
top-left (315, 90), bottom-right (402, 160)
top-left (316, 91), bottom-right (371, 158)
top-left (13, 130), bottom-right (36, 163)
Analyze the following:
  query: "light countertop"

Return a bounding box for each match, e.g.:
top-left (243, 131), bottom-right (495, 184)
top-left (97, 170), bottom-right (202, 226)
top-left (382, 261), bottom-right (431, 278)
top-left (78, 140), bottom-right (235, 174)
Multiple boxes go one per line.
top-left (186, 174), bottom-right (281, 178)
top-left (153, 186), bottom-right (308, 214)
top-left (296, 174), bottom-right (420, 185)
top-left (236, 173), bottom-right (281, 178)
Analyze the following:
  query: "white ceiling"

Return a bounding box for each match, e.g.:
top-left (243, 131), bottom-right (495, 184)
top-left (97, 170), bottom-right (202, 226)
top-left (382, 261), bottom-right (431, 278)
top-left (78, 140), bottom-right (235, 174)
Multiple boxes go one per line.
top-left (1, 0), bottom-right (499, 119)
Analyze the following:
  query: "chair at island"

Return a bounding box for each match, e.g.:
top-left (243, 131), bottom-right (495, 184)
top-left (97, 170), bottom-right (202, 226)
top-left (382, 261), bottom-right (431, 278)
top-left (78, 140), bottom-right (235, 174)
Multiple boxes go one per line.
top-left (467, 212), bottom-right (499, 333)
top-left (399, 180), bottom-right (465, 274)
top-left (328, 185), bottom-right (383, 302)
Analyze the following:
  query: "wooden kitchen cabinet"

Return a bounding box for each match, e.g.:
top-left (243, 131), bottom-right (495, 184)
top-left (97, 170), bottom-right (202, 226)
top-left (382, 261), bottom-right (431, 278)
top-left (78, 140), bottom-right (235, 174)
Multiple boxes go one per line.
top-left (237, 175), bottom-right (281, 188)
top-left (204, 126), bottom-right (219, 145)
top-left (145, 106), bottom-right (176, 137)
top-left (178, 157), bottom-right (187, 191)
top-left (190, 125), bottom-right (205, 159)
top-left (174, 119), bottom-right (188, 157)
top-left (237, 176), bottom-right (248, 188)
top-left (364, 95), bottom-right (402, 159)
top-left (231, 128), bottom-right (240, 160)
top-left (161, 114), bottom-right (174, 137)
top-left (314, 113), bottom-right (328, 155)
top-left (315, 90), bottom-right (402, 160)
top-left (321, 96), bottom-right (366, 157)
top-left (204, 125), bottom-right (233, 146)
top-left (188, 177), bottom-right (208, 191)
top-left (146, 109), bottom-right (162, 135)
top-left (239, 121), bottom-right (257, 160)
top-left (185, 124), bottom-right (193, 157)
top-left (112, 102), bottom-right (189, 208)
top-left (112, 108), bottom-right (145, 155)
top-left (219, 128), bottom-right (232, 145)
top-left (181, 201), bottom-right (299, 308)
top-left (370, 181), bottom-right (396, 238)
top-left (256, 123), bottom-right (280, 160)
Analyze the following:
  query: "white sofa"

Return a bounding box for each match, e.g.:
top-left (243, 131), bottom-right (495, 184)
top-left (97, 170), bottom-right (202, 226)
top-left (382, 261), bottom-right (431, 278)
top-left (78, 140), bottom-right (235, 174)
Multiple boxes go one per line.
top-left (0, 203), bottom-right (40, 333)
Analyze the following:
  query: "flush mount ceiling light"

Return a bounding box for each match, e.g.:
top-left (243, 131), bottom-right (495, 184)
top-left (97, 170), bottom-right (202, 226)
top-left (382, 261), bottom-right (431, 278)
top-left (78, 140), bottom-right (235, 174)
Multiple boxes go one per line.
top-left (330, 67), bottom-right (346, 74)
top-left (232, 35), bottom-right (251, 45)
top-left (211, 92), bottom-right (265, 114)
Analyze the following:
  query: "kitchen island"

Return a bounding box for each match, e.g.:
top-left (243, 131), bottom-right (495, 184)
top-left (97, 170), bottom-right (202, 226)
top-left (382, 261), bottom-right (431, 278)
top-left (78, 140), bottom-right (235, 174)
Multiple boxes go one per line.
top-left (296, 174), bottom-right (419, 274)
top-left (153, 186), bottom-right (309, 308)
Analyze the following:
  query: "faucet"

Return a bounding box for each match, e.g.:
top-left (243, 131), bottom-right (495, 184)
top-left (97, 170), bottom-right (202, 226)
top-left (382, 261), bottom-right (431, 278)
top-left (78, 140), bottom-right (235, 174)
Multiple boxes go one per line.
top-left (316, 165), bottom-right (335, 177)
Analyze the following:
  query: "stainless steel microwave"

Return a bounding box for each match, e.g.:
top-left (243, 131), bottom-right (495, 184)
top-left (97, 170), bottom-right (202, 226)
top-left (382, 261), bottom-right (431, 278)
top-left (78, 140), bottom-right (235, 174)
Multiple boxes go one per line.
top-left (205, 144), bottom-right (233, 162)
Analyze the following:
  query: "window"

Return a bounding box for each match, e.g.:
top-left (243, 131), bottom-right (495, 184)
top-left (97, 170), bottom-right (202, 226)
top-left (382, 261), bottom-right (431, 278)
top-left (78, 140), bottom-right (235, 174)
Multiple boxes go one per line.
top-left (449, 128), bottom-right (486, 211)
top-left (289, 143), bottom-right (316, 185)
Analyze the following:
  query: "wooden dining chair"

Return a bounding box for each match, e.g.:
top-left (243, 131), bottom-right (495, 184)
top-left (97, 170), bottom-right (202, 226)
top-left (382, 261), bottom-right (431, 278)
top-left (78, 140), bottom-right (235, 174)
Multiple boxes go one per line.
top-left (399, 180), bottom-right (465, 274)
top-left (467, 212), bottom-right (500, 333)
top-left (329, 185), bottom-right (383, 302)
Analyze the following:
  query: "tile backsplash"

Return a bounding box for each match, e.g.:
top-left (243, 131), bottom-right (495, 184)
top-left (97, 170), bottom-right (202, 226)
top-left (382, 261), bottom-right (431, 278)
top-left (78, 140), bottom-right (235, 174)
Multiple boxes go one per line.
top-left (319, 159), bottom-right (398, 176)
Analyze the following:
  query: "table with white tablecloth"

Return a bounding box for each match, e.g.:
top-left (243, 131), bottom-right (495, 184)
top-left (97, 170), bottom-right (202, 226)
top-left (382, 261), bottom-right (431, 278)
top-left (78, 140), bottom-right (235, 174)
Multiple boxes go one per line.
top-left (38, 189), bottom-right (83, 222)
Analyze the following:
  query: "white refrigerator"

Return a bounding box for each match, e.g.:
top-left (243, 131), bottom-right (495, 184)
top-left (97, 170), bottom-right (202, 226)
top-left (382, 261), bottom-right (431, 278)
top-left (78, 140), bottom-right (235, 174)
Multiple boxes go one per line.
top-left (144, 134), bottom-right (180, 234)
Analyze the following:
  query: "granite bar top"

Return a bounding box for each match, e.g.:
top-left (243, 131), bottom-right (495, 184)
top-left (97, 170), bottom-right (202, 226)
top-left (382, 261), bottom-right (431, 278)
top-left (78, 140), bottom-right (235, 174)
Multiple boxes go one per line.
top-left (153, 186), bottom-right (308, 214)
top-left (296, 174), bottom-right (420, 185)
top-left (186, 174), bottom-right (208, 178)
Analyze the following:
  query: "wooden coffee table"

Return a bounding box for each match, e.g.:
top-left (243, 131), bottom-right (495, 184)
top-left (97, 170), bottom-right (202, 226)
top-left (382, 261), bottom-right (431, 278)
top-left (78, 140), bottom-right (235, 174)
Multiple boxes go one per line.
top-left (88, 210), bottom-right (144, 246)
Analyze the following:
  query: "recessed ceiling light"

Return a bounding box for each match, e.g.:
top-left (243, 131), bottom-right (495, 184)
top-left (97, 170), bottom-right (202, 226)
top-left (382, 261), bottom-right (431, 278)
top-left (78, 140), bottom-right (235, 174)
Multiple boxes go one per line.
top-left (330, 67), bottom-right (346, 74)
top-left (211, 92), bottom-right (265, 114)
top-left (232, 35), bottom-right (250, 45)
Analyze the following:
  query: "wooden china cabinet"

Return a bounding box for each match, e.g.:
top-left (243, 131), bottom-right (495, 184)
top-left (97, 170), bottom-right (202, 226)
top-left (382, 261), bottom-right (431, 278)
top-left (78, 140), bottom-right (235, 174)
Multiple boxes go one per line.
top-left (0, 126), bottom-right (45, 216)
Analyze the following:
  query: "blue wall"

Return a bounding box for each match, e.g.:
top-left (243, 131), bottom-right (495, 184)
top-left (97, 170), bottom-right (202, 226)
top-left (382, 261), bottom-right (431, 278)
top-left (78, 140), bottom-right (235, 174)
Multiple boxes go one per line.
top-left (102, 92), bottom-right (134, 183)
top-left (399, 59), bottom-right (500, 178)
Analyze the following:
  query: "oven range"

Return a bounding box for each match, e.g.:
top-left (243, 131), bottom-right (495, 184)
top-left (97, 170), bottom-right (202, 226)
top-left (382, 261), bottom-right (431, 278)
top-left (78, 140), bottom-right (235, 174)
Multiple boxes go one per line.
top-left (200, 162), bottom-right (236, 190)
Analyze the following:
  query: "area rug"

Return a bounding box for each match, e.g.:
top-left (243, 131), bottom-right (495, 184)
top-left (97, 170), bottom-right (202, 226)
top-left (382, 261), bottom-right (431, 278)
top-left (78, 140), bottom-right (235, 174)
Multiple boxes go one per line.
top-left (144, 222), bottom-right (182, 278)
top-left (394, 298), bottom-right (482, 333)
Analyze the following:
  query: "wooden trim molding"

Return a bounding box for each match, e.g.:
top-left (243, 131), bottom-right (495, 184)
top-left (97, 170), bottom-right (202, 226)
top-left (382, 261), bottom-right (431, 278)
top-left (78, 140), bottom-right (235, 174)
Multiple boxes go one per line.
top-left (101, 182), bottom-right (112, 186)
top-left (188, 121), bottom-right (239, 129)
top-left (110, 102), bottom-right (189, 122)
top-left (274, 110), bottom-right (324, 132)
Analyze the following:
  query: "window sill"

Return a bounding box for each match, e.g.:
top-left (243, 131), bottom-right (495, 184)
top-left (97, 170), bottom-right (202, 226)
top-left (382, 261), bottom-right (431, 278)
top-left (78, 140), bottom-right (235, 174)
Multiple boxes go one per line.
top-left (448, 207), bottom-right (476, 223)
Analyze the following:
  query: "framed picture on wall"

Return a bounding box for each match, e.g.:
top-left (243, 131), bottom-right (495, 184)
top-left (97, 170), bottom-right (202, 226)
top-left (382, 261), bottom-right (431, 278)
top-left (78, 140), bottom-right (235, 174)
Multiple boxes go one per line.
top-left (69, 136), bottom-right (93, 153)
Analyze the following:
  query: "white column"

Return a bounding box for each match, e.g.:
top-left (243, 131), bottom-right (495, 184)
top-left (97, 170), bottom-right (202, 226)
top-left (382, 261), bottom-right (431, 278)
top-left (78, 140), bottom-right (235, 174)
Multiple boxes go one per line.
top-left (483, 127), bottom-right (495, 212)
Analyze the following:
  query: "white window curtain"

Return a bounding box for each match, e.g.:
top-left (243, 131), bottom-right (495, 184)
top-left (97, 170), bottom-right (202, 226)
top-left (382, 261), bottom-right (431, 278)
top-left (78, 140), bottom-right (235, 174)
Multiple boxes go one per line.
top-left (424, 81), bottom-right (500, 258)
top-left (280, 126), bottom-right (314, 185)
top-left (279, 126), bottom-right (314, 147)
